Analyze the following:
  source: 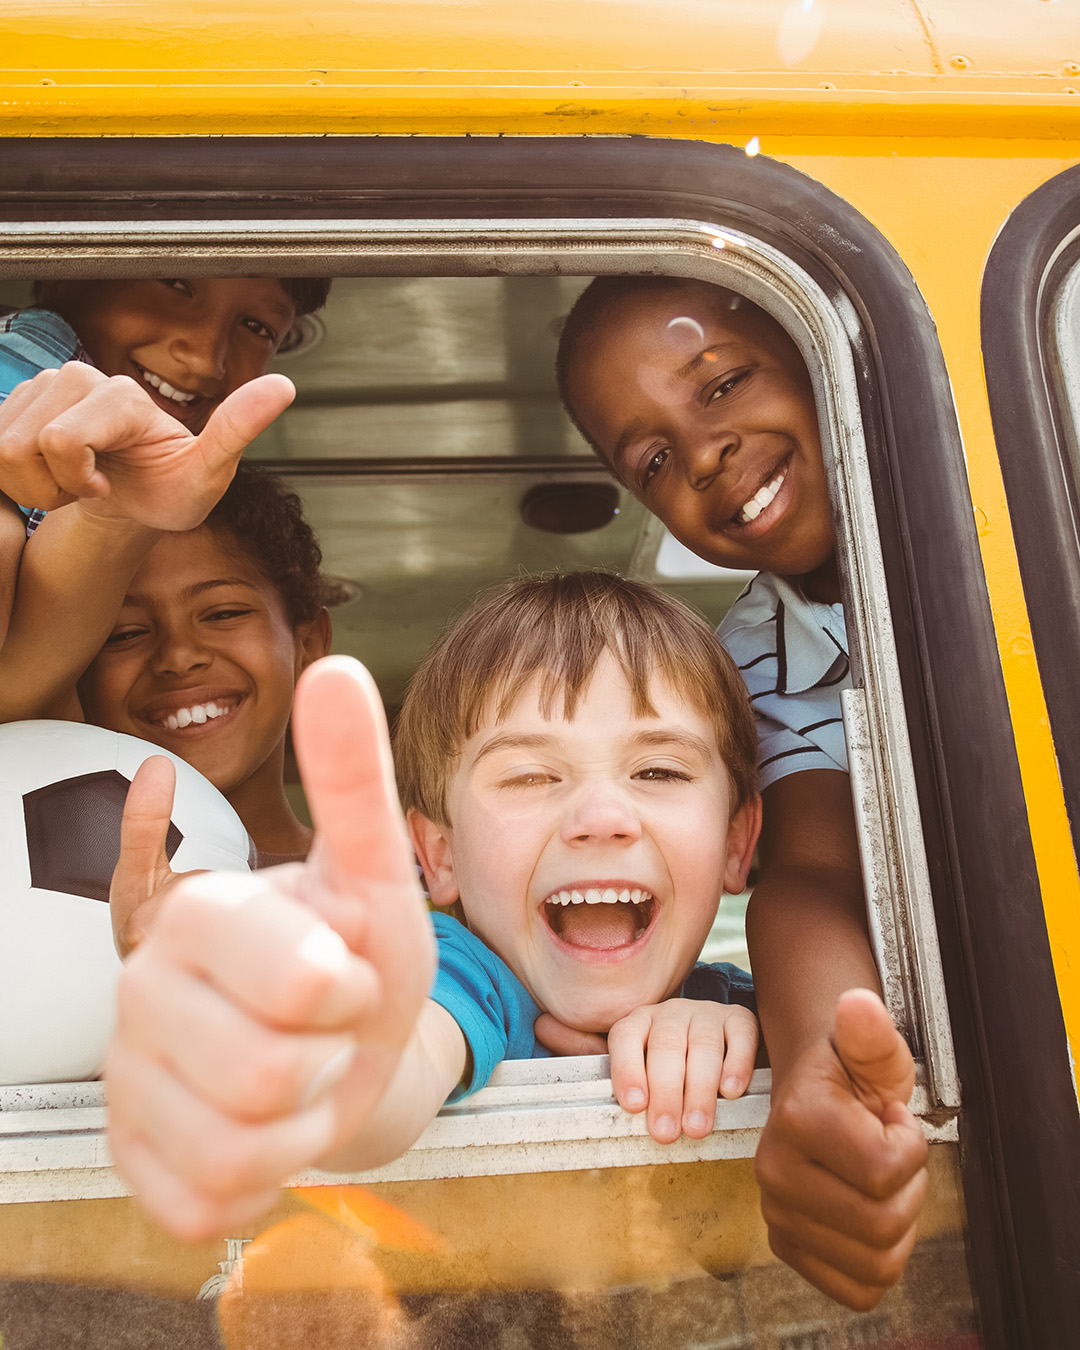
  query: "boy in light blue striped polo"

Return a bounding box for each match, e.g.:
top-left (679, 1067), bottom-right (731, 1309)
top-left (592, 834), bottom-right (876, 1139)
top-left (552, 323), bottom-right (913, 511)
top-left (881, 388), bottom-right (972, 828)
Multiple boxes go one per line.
top-left (556, 276), bottom-right (928, 1311)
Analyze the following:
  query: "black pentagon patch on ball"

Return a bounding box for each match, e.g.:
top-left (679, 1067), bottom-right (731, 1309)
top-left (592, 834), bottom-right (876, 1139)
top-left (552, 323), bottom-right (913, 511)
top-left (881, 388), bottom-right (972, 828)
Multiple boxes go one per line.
top-left (23, 769), bottom-right (183, 903)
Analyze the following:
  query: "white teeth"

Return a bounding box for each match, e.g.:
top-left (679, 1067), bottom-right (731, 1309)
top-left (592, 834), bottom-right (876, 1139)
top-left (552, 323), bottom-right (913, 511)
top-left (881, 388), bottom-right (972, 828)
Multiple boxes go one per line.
top-left (547, 888), bottom-right (653, 907)
top-left (140, 368), bottom-right (197, 405)
top-left (158, 700), bottom-right (232, 730)
top-left (737, 470), bottom-right (785, 525)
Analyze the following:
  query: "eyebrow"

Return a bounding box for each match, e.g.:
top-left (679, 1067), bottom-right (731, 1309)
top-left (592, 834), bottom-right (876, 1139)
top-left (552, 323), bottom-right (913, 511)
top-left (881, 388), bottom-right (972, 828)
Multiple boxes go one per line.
top-left (676, 341), bottom-right (743, 380)
top-left (471, 726), bottom-right (716, 764)
top-left (609, 343), bottom-right (745, 475)
top-left (471, 732), bottom-right (560, 765)
top-left (266, 299), bottom-right (295, 325)
top-left (120, 578), bottom-right (261, 608)
top-left (631, 728), bottom-right (715, 759)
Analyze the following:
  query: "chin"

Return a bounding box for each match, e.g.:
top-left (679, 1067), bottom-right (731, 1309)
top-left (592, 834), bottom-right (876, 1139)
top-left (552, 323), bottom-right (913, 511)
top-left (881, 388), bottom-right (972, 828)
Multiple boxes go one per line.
top-left (543, 993), bottom-right (640, 1036)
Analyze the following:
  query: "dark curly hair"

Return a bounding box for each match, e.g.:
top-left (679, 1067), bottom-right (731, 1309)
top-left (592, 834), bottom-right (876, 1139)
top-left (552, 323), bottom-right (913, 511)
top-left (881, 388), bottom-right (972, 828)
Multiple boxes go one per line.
top-left (204, 462), bottom-right (326, 625)
top-left (279, 278), bottom-right (331, 317)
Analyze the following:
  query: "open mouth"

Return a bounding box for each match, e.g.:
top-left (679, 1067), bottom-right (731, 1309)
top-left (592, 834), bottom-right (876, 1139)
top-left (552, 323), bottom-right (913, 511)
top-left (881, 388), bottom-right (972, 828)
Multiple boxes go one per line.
top-left (143, 694), bottom-right (243, 733)
top-left (733, 456), bottom-right (790, 528)
top-left (543, 886), bottom-right (656, 952)
top-left (132, 361), bottom-right (200, 408)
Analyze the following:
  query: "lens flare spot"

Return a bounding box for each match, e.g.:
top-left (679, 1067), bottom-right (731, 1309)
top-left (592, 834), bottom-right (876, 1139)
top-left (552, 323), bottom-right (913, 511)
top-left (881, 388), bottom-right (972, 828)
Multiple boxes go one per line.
top-left (666, 315), bottom-right (706, 342)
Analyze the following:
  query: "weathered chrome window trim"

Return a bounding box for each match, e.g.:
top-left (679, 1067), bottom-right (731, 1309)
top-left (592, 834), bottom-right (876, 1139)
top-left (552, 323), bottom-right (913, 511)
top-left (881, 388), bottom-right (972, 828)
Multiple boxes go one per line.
top-left (0, 214), bottom-right (960, 1204)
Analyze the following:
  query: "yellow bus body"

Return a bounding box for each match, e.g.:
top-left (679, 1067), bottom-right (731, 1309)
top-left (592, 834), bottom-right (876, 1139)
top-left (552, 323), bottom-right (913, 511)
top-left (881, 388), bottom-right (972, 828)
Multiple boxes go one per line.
top-left (3, 0), bottom-right (1078, 1063)
top-left (2, 3), bottom-right (1080, 1343)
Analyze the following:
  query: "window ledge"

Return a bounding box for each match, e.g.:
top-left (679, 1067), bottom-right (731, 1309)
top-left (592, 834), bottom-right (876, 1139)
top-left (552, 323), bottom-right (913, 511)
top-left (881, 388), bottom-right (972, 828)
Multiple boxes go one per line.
top-left (0, 1059), bottom-right (957, 1205)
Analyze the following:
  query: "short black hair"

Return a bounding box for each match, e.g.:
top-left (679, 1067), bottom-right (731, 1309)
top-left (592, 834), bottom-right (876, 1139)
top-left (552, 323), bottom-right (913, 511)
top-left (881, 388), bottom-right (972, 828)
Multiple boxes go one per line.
top-left (555, 275), bottom-right (765, 462)
top-left (205, 462), bottom-right (326, 625)
top-left (279, 277), bottom-right (331, 317)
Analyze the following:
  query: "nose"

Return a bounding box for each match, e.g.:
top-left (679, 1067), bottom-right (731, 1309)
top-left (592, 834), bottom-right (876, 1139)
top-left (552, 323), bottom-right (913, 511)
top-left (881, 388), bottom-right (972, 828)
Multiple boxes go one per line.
top-left (683, 426), bottom-right (740, 491)
top-left (560, 781), bottom-right (643, 847)
top-left (169, 316), bottom-right (229, 384)
top-left (148, 623), bottom-right (212, 678)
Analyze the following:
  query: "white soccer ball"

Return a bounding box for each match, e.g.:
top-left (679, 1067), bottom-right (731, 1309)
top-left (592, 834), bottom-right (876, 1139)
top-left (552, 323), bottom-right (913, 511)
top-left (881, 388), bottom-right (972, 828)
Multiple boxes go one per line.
top-left (0, 720), bottom-right (253, 1085)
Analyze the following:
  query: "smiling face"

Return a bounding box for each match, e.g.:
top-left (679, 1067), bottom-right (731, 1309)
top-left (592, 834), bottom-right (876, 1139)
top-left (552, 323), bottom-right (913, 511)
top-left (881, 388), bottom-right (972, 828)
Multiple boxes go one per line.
top-left (409, 653), bottom-right (760, 1032)
top-left (566, 282), bottom-right (836, 594)
top-left (38, 278), bottom-right (296, 432)
top-left (76, 528), bottom-right (326, 810)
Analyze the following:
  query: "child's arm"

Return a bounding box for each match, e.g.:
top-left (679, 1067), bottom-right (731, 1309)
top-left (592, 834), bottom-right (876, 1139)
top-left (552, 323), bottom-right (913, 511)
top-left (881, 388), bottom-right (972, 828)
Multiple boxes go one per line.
top-left (0, 494), bottom-right (25, 648)
top-left (748, 769), bottom-right (929, 1310)
top-left (0, 364), bottom-right (294, 721)
top-left (535, 998), bottom-right (758, 1144)
top-left (105, 657), bottom-right (441, 1241)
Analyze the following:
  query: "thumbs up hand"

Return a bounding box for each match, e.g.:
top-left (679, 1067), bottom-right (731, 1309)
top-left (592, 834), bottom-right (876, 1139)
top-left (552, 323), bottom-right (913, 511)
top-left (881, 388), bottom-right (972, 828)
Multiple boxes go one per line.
top-left (753, 989), bottom-right (929, 1311)
top-left (105, 657), bottom-right (436, 1241)
top-left (110, 756), bottom-right (191, 959)
top-left (0, 362), bottom-right (293, 527)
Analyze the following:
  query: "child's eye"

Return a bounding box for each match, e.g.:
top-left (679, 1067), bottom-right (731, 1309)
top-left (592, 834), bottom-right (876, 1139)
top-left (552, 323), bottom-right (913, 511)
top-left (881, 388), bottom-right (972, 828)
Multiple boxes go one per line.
top-left (707, 369), bottom-right (751, 402)
top-left (641, 447), bottom-right (669, 489)
top-left (103, 627), bottom-right (145, 647)
top-left (160, 279), bottom-right (193, 297)
top-left (243, 317), bottom-right (278, 342)
top-left (634, 766), bottom-right (692, 783)
top-left (500, 770), bottom-right (560, 788)
top-left (205, 607), bottom-right (254, 623)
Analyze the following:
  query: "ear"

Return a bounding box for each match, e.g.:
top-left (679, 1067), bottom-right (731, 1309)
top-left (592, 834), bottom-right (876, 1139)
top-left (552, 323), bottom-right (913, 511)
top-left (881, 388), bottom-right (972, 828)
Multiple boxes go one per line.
top-left (721, 794), bottom-right (762, 894)
top-left (407, 806), bottom-right (461, 908)
top-left (294, 607), bottom-right (332, 674)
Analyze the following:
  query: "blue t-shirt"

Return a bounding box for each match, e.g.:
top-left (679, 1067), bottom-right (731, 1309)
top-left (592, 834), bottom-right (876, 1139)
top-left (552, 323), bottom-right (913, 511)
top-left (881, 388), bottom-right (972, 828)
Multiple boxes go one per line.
top-left (0, 307), bottom-right (90, 535)
top-left (430, 911), bottom-right (755, 1100)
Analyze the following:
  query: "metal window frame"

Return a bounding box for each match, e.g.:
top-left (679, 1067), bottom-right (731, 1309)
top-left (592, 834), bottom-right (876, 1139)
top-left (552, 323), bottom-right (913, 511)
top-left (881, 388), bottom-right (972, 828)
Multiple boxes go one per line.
top-left (0, 210), bottom-right (959, 1189)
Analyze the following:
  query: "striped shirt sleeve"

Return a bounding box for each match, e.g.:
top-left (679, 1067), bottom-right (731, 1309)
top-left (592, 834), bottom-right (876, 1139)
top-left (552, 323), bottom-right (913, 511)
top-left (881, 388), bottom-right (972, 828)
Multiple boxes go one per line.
top-left (718, 574), bottom-right (851, 789)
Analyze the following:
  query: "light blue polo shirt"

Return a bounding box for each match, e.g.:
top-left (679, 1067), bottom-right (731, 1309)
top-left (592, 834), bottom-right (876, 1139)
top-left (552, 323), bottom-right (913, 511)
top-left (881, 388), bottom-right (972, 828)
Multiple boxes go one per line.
top-left (717, 572), bottom-right (850, 788)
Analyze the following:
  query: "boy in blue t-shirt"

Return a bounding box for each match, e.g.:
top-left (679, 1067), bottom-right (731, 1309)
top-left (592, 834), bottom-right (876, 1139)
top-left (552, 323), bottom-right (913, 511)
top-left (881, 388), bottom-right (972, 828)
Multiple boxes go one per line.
top-left (392, 571), bottom-right (761, 1135)
top-left (554, 276), bottom-right (928, 1309)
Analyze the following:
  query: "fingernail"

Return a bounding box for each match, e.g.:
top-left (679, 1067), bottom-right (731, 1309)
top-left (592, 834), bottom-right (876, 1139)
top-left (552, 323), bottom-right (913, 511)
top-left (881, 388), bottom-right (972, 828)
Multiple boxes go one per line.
top-left (302, 1043), bottom-right (356, 1107)
top-left (297, 924), bottom-right (349, 973)
top-left (686, 1110), bottom-right (708, 1133)
top-left (654, 1114), bottom-right (677, 1138)
top-left (625, 1087), bottom-right (646, 1109)
top-left (722, 1075), bottom-right (742, 1096)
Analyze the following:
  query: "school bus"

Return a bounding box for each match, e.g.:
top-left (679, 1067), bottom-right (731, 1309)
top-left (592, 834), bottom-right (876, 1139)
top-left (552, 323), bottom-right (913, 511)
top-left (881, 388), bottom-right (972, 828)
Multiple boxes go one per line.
top-left (1, 2), bottom-right (1079, 1347)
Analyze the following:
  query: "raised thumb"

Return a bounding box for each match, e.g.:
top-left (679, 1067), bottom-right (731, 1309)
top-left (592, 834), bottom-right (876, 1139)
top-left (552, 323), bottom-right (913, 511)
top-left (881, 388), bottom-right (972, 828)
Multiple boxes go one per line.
top-left (195, 373), bottom-right (296, 467)
top-left (833, 987), bottom-right (916, 1111)
top-left (110, 756), bottom-right (177, 957)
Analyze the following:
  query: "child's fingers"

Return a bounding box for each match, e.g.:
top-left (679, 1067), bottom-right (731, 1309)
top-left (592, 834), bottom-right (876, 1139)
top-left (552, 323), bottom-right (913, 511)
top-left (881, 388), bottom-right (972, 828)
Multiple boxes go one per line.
top-left (292, 657), bottom-right (435, 1050)
top-left (294, 657), bottom-right (417, 896)
top-left (196, 374), bottom-right (295, 473)
top-left (0, 364), bottom-right (109, 505)
top-left (150, 871), bottom-right (380, 1034)
top-left (681, 1010), bottom-right (757, 1135)
top-left (107, 1116), bottom-right (283, 1244)
top-left (120, 954), bottom-right (358, 1125)
top-left (833, 988), bottom-right (916, 1111)
top-left (607, 1008), bottom-right (652, 1113)
top-left (638, 1005), bottom-right (697, 1143)
top-left (719, 1007), bottom-right (759, 1099)
top-left (106, 1040), bottom-right (336, 1224)
top-left (110, 756), bottom-right (177, 956)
